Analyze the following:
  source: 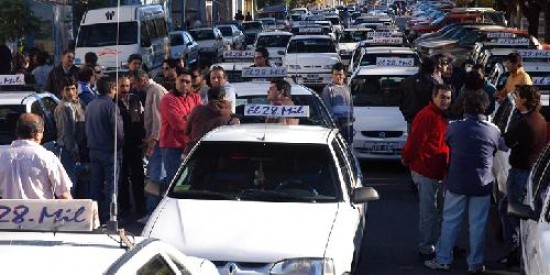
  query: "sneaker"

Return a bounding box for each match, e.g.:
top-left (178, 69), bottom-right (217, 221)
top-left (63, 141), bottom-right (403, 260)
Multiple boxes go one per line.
top-left (137, 214), bottom-right (151, 224)
top-left (468, 265), bottom-right (487, 274)
top-left (424, 259), bottom-right (450, 271)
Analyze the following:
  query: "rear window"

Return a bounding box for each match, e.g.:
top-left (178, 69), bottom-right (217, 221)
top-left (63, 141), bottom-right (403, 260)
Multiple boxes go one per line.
top-left (188, 30), bottom-right (215, 40)
top-left (287, 39), bottom-right (336, 53)
top-left (256, 35), bottom-right (292, 47)
top-left (350, 75), bottom-right (409, 107)
top-left (218, 26), bottom-right (233, 36)
top-left (168, 142), bottom-right (341, 202)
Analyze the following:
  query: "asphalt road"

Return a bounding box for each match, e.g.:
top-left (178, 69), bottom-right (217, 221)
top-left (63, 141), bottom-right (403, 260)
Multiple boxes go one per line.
top-left (355, 160), bottom-right (520, 275)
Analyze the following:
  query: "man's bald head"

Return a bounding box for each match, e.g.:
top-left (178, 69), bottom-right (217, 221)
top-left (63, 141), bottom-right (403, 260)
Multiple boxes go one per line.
top-left (16, 113), bottom-right (44, 140)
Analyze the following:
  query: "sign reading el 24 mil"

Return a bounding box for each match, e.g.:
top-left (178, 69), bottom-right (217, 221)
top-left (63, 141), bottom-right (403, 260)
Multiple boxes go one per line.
top-left (244, 104), bottom-right (310, 117)
top-left (0, 75), bottom-right (25, 85)
top-left (242, 67), bottom-right (287, 78)
top-left (0, 199), bottom-right (99, 232)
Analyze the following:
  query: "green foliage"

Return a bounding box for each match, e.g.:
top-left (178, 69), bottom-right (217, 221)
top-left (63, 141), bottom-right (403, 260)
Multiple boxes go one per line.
top-left (0, 0), bottom-right (41, 43)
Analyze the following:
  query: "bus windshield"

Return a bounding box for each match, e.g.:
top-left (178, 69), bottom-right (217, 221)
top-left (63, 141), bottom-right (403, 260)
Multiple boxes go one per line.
top-left (76, 22), bottom-right (138, 47)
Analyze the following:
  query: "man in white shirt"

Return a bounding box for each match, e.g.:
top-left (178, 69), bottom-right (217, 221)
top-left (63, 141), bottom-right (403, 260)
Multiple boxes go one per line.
top-left (0, 113), bottom-right (72, 199)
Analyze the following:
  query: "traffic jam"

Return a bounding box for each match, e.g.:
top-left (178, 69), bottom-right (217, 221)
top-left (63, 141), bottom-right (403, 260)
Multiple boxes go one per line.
top-left (1, 0), bottom-right (550, 274)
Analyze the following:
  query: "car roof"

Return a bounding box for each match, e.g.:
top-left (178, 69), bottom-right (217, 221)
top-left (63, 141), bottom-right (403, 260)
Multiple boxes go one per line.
top-left (232, 82), bottom-right (314, 96)
top-left (0, 231), bottom-right (142, 273)
top-left (0, 91), bottom-right (38, 105)
top-left (202, 124), bottom-right (334, 144)
top-left (353, 65), bottom-right (419, 76)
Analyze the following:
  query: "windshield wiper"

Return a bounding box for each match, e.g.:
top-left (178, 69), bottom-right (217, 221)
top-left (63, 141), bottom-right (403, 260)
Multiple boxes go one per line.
top-left (170, 190), bottom-right (238, 200)
top-left (238, 189), bottom-right (334, 202)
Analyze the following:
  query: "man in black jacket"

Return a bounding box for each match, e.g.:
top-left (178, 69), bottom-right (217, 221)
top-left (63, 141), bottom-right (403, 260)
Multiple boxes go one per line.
top-left (45, 49), bottom-right (79, 98)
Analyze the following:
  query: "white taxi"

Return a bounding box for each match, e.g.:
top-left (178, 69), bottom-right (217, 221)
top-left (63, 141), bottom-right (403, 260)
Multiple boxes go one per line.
top-left (142, 124), bottom-right (379, 275)
top-left (283, 35), bottom-right (341, 87)
top-left (338, 28), bottom-right (374, 66)
top-left (349, 64), bottom-right (418, 160)
top-left (348, 46), bottom-right (420, 76)
top-left (253, 31), bottom-right (293, 66)
top-left (0, 199), bottom-right (218, 275)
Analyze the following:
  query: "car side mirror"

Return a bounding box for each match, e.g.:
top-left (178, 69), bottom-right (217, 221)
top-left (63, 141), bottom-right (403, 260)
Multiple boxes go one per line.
top-left (508, 202), bottom-right (538, 220)
top-left (351, 187), bottom-right (379, 204)
top-left (277, 50), bottom-right (286, 55)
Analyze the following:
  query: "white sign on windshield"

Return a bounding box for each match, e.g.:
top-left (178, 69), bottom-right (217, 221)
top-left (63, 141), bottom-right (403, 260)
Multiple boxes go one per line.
top-left (300, 27), bottom-right (322, 33)
top-left (367, 32), bottom-right (394, 38)
top-left (486, 32), bottom-right (516, 38)
top-left (223, 50), bottom-right (255, 59)
top-left (0, 74), bottom-right (25, 85)
top-left (376, 57), bottom-right (415, 66)
top-left (0, 199), bottom-right (99, 232)
top-left (242, 67), bottom-right (287, 78)
top-left (517, 50), bottom-right (550, 58)
top-left (532, 77), bottom-right (550, 86)
top-left (492, 38), bottom-right (530, 45)
top-left (244, 104), bottom-right (310, 117)
top-left (372, 36), bottom-right (402, 44)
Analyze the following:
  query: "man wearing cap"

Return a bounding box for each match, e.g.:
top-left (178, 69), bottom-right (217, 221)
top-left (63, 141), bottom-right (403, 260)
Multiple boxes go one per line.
top-left (0, 113), bottom-right (73, 199)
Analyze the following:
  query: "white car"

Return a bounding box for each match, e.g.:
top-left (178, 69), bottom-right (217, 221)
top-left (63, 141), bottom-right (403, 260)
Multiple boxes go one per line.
top-left (508, 143), bottom-right (550, 275)
top-left (349, 65), bottom-right (418, 159)
top-left (338, 28), bottom-right (374, 66)
top-left (169, 30), bottom-right (200, 66)
top-left (253, 31), bottom-right (293, 66)
top-left (142, 124), bottom-right (379, 275)
top-left (216, 24), bottom-right (246, 50)
top-left (283, 35), bottom-right (341, 87)
top-left (188, 27), bottom-right (225, 63)
top-left (348, 46), bottom-right (420, 75)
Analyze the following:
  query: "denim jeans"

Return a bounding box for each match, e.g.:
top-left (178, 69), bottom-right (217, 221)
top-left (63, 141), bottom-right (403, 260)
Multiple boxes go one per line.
top-left (411, 171), bottom-right (441, 254)
top-left (58, 145), bottom-right (78, 195)
top-left (162, 147), bottom-right (183, 190)
top-left (499, 168), bottom-right (531, 251)
top-left (145, 145), bottom-right (165, 214)
top-left (89, 149), bottom-right (121, 223)
top-left (436, 190), bottom-right (491, 270)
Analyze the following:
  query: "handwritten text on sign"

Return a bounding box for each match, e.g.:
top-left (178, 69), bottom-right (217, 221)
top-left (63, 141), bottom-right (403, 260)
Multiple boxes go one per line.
top-left (517, 50), bottom-right (550, 58)
top-left (532, 77), bottom-right (550, 86)
top-left (0, 75), bottom-right (25, 85)
top-left (242, 67), bottom-right (287, 78)
top-left (367, 32), bottom-right (394, 38)
top-left (223, 50), bottom-right (255, 59)
top-left (0, 199), bottom-right (99, 232)
top-left (486, 32), bottom-right (516, 38)
top-left (244, 104), bottom-right (310, 117)
top-left (372, 36), bottom-right (402, 44)
top-left (299, 27), bottom-right (322, 33)
top-left (376, 57), bottom-right (415, 67)
top-left (493, 38), bottom-right (530, 45)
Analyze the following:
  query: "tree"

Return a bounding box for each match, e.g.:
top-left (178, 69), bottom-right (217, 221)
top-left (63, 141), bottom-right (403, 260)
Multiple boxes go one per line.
top-left (0, 0), bottom-right (40, 43)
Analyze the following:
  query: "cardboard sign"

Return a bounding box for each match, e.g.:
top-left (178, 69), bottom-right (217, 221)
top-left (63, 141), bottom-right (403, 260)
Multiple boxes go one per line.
top-left (367, 32), bottom-right (394, 38)
top-left (492, 38), bottom-right (530, 45)
top-left (486, 32), bottom-right (516, 38)
top-left (375, 57), bottom-right (415, 66)
top-left (372, 36), bottom-right (402, 44)
top-left (0, 199), bottom-right (99, 232)
top-left (0, 74), bottom-right (25, 85)
top-left (532, 77), bottom-right (550, 86)
top-left (242, 67), bottom-right (287, 78)
top-left (244, 104), bottom-right (310, 117)
top-left (223, 50), bottom-right (255, 59)
top-left (299, 27), bottom-right (322, 33)
top-left (517, 50), bottom-right (550, 58)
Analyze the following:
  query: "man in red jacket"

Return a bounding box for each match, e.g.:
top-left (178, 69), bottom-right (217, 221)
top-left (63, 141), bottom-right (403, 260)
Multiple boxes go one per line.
top-left (401, 83), bottom-right (452, 261)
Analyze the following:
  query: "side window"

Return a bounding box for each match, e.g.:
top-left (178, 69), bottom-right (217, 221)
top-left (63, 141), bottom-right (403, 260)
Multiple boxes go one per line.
top-left (30, 100), bottom-right (44, 117)
top-left (145, 20), bottom-right (158, 40)
top-left (42, 97), bottom-right (57, 114)
top-left (185, 33), bottom-right (194, 44)
top-left (137, 254), bottom-right (176, 275)
top-left (140, 21), bottom-right (151, 46)
top-left (332, 139), bottom-right (353, 196)
top-left (154, 18), bottom-right (168, 37)
top-left (335, 135), bottom-right (362, 187)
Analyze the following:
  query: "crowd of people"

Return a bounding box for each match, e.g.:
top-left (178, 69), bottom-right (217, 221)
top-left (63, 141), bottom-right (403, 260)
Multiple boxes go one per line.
top-left (400, 52), bottom-right (546, 273)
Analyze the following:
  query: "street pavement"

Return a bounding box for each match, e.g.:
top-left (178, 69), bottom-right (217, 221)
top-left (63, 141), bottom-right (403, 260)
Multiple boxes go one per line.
top-left (356, 160), bottom-right (520, 275)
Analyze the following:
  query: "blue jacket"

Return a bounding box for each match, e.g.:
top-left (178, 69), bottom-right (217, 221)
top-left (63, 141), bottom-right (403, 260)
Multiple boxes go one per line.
top-left (445, 114), bottom-right (503, 196)
top-left (85, 95), bottom-right (124, 152)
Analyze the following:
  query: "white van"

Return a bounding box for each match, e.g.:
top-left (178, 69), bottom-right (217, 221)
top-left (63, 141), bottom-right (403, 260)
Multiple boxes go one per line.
top-left (75, 4), bottom-right (170, 75)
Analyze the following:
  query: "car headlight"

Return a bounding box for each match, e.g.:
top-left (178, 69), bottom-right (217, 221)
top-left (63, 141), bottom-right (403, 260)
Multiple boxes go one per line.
top-left (288, 65), bottom-right (301, 69)
top-left (270, 258), bottom-right (334, 275)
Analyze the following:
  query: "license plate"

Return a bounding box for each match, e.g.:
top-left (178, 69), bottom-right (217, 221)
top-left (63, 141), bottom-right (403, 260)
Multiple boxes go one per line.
top-left (306, 74), bottom-right (319, 79)
top-left (371, 143), bottom-right (393, 152)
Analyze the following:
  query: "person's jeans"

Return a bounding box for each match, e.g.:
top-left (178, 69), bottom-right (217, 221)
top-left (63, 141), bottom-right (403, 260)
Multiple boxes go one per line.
top-left (411, 171), bottom-right (441, 254)
top-left (118, 146), bottom-right (145, 216)
top-left (88, 149), bottom-right (121, 223)
top-left (161, 147), bottom-right (183, 190)
top-left (58, 146), bottom-right (78, 194)
top-left (145, 145), bottom-right (165, 215)
top-left (499, 168), bottom-right (531, 251)
top-left (436, 190), bottom-right (491, 270)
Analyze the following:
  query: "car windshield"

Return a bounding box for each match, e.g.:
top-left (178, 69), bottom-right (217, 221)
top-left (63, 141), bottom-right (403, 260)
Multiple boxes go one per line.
top-left (168, 142), bottom-right (341, 202)
top-left (234, 94), bottom-right (334, 127)
top-left (287, 39), bottom-right (336, 53)
top-left (340, 31), bottom-right (370, 43)
top-left (217, 26), bottom-right (233, 36)
top-left (188, 30), bottom-right (215, 40)
top-left (326, 17), bottom-right (340, 25)
top-left (256, 35), bottom-right (292, 47)
top-left (243, 22), bottom-right (263, 31)
top-left (0, 105), bottom-right (25, 145)
top-left (350, 75), bottom-right (408, 106)
top-left (359, 53), bottom-right (419, 67)
top-left (170, 33), bottom-right (184, 46)
top-left (76, 22), bottom-right (137, 47)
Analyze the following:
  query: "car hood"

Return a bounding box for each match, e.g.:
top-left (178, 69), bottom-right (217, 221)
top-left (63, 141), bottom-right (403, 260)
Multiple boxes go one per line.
top-left (197, 40), bottom-right (219, 49)
top-left (353, 107), bottom-right (407, 132)
top-left (417, 39), bottom-right (458, 49)
top-left (144, 198), bottom-right (339, 263)
top-left (339, 43), bottom-right (357, 52)
top-left (284, 53), bottom-right (340, 66)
